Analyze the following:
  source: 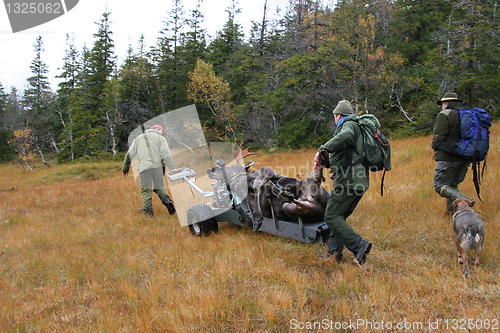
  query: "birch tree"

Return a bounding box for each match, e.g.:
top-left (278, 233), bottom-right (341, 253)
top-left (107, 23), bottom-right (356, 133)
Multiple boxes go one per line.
top-left (187, 59), bottom-right (237, 140)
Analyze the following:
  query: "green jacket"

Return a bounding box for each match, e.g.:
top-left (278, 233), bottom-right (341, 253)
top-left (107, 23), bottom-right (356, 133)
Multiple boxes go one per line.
top-left (319, 117), bottom-right (369, 192)
top-left (432, 108), bottom-right (462, 162)
top-left (122, 129), bottom-right (175, 174)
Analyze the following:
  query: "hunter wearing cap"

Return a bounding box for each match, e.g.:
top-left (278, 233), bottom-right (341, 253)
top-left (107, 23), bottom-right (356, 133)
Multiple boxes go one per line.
top-left (122, 124), bottom-right (176, 217)
top-left (313, 100), bottom-right (372, 265)
top-left (432, 92), bottom-right (474, 214)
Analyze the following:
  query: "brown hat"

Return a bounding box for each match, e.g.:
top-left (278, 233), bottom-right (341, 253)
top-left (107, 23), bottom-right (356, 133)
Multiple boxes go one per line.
top-left (437, 92), bottom-right (462, 105)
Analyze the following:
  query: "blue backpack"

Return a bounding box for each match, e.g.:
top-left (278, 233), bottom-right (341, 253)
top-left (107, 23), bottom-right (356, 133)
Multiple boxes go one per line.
top-left (438, 107), bottom-right (491, 200)
top-left (453, 108), bottom-right (491, 161)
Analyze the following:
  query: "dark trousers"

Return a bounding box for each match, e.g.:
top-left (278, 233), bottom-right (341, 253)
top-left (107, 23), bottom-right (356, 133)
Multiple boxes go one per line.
top-left (325, 187), bottom-right (365, 254)
top-left (433, 160), bottom-right (469, 213)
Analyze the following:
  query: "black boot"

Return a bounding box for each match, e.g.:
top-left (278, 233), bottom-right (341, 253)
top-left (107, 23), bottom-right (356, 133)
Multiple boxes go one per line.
top-left (354, 240), bottom-right (372, 265)
top-left (161, 196), bottom-right (176, 215)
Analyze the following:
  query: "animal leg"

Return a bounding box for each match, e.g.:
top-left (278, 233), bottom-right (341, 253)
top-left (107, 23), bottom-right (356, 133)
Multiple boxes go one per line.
top-left (455, 239), bottom-right (463, 264)
top-left (251, 171), bottom-right (274, 231)
top-left (474, 237), bottom-right (483, 266)
top-left (474, 248), bottom-right (481, 266)
top-left (253, 187), bottom-right (263, 231)
top-left (458, 246), bottom-right (469, 277)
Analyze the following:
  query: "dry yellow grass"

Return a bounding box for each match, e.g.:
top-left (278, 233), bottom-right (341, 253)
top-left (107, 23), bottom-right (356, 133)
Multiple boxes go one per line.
top-left (0, 125), bottom-right (498, 332)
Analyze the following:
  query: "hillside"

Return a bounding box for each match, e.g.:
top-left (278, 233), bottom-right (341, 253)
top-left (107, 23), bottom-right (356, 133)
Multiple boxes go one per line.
top-left (0, 125), bottom-right (498, 332)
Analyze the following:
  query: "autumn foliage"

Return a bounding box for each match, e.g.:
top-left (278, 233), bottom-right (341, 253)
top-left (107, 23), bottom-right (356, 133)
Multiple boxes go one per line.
top-left (8, 128), bottom-right (35, 171)
top-left (187, 59), bottom-right (238, 140)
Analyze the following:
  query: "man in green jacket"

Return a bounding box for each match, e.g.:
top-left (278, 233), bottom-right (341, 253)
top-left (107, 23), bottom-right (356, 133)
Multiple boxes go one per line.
top-left (122, 124), bottom-right (176, 217)
top-left (432, 92), bottom-right (474, 214)
top-left (314, 100), bottom-right (372, 265)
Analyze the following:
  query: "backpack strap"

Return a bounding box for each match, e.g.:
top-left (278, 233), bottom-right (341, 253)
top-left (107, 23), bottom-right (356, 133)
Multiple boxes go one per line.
top-left (471, 161), bottom-right (482, 203)
top-left (345, 118), bottom-right (365, 167)
top-left (140, 125), bottom-right (155, 159)
top-left (481, 157), bottom-right (487, 181)
top-left (380, 169), bottom-right (386, 196)
top-left (471, 156), bottom-right (487, 203)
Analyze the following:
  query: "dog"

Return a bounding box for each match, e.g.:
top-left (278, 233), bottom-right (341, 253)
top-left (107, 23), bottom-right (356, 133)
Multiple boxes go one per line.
top-left (452, 198), bottom-right (485, 277)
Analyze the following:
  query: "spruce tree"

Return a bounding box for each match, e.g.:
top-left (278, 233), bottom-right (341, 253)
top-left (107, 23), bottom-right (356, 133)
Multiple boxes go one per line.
top-left (0, 82), bottom-right (15, 160)
top-left (119, 37), bottom-right (155, 146)
top-left (23, 35), bottom-right (56, 164)
top-left (206, 1), bottom-right (250, 106)
top-left (75, 11), bottom-right (116, 156)
top-left (70, 46), bottom-right (95, 157)
top-left (0, 81), bottom-right (7, 118)
top-left (183, 0), bottom-right (207, 60)
top-left (151, 0), bottom-right (188, 112)
top-left (56, 34), bottom-right (80, 161)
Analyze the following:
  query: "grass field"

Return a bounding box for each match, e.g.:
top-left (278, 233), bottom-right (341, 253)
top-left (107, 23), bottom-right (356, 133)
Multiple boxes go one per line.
top-left (0, 125), bottom-right (498, 332)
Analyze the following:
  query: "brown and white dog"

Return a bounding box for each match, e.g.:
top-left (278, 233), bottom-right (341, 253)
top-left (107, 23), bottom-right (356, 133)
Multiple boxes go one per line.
top-left (452, 198), bottom-right (485, 277)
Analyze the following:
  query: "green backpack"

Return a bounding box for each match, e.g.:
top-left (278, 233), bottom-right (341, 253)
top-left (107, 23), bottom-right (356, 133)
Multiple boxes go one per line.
top-left (346, 114), bottom-right (391, 194)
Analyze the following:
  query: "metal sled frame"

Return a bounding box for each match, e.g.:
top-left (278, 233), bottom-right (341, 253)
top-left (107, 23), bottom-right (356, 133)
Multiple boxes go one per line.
top-left (168, 167), bottom-right (329, 244)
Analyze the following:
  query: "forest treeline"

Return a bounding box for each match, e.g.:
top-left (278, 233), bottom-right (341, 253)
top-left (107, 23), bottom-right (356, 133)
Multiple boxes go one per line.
top-left (0, 0), bottom-right (498, 166)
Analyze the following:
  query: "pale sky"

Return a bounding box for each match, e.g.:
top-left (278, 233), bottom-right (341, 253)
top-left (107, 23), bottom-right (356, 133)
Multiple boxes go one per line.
top-left (0, 0), bottom-right (287, 92)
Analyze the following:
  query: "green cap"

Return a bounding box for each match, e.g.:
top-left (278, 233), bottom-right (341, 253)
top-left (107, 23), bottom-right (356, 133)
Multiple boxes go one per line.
top-left (333, 100), bottom-right (353, 116)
